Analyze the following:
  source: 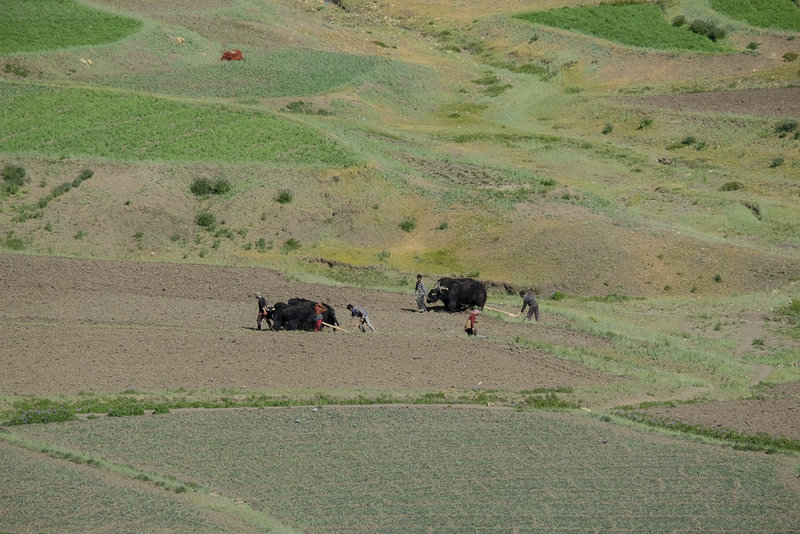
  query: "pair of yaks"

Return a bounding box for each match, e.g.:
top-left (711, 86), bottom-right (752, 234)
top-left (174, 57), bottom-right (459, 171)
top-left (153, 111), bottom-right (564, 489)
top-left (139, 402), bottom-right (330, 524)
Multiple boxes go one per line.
top-left (265, 278), bottom-right (486, 331)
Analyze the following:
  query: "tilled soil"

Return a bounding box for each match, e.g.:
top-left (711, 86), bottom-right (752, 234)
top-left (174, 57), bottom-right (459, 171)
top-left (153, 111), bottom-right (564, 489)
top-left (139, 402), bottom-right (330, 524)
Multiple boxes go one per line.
top-left (642, 381), bottom-right (800, 442)
top-left (0, 254), bottom-right (613, 396)
top-left (3, 253), bottom-right (798, 441)
top-left (627, 87), bottom-right (800, 118)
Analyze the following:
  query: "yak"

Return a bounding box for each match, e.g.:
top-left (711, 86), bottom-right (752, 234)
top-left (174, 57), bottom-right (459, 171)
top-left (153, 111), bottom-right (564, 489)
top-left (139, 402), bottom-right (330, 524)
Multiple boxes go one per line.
top-left (270, 299), bottom-right (339, 331)
top-left (426, 277), bottom-right (487, 312)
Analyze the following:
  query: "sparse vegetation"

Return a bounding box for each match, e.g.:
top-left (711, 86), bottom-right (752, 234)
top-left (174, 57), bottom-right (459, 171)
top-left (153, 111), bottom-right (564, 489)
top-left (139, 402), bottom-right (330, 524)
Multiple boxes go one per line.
top-left (1, 164), bottom-right (27, 194)
top-left (280, 237), bottom-right (300, 253)
top-left (190, 177), bottom-right (230, 196)
top-left (399, 217), bottom-right (416, 232)
top-left (275, 189), bottom-right (293, 204)
top-left (195, 211), bottom-right (216, 229)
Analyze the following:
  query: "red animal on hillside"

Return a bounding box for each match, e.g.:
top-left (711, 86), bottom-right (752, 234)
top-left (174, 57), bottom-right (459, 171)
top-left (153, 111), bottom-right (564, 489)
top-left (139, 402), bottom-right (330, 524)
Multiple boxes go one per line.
top-left (221, 50), bottom-right (244, 61)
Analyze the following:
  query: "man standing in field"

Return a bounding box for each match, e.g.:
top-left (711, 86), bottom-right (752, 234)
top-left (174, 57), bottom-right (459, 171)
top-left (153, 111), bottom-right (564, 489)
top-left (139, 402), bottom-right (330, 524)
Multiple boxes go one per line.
top-left (347, 304), bottom-right (376, 332)
top-left (519, 291), bottom-right (539, 321)
top-left (255, 292), bottom-right (268, 330)
top-left (414, 274), bottom-right (428, 312)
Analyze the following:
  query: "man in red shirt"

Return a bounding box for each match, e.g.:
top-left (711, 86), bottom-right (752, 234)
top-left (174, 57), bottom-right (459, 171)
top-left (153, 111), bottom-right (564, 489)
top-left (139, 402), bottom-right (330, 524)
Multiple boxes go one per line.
top-left (313, 302), bottom-right (327, 332)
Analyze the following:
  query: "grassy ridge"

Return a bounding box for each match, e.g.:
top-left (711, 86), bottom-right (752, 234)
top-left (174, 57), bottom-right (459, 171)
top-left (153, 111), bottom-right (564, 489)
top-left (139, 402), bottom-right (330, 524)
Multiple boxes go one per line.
top-left (0, 83), bottom-right (357, 165)
top-left (712, 0), bottom-right (800, 31)
top-left (0, 0), bottom-right (142, 54)
top-left (11, 407), bottom-right (800, 532)
top-left (514, 3), bottom-right (728, 52)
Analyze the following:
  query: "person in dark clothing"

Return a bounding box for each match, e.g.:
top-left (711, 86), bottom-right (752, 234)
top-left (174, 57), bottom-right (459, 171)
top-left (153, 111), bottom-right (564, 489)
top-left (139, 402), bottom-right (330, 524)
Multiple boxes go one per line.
top-left (414, 274), bottom-right (427, 312)
top-left (519, 291), bottom-right (539, 321)
top-left (255, 292), bottom-right (268, 330)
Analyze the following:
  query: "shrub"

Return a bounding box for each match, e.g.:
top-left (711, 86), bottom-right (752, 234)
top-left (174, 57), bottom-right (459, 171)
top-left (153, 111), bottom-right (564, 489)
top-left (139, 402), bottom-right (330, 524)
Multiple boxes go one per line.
top-left (774, 120), bottom-right (798, 137)
top-left (783, 52), bottom-right (798, 62)
top-left (769, 157), bottom-right (784, 168)
top-left (285, 100), bottom-right (315, 114)
top-left (107, 400), bottom-right (145, 417)
top-left (438, 221), bottom-right (449, 230)
top-left (51, 182), bottom-right (72, 198)
top-left (719, 181), bottom-right (744, 191)
top-left (2, 164), bottom-right (26, 186)
top-left (212, 178), bottom-right (231, 194)
top-left (680, 135), bottom-right (696, 146)
top-left (671, 15), bottom-right (686, 27)
top-left (275, 189), bottom-right (293, 204)
top-left (399, 217), bottom-right (416, 232)
top-left (713, 273), bottom-right (722, 283)
top-left (190, 177), bottom-right (213, 196)
top-left (4, 61), bottom-right (30, 77)
top-left (688, 19), bottom-right (727, 42)
top-left (746, 41), bottom-right (760, 51)
top-left (196, 211), bottom-right (216, 229)
top-left (602, 123), bottom-right (613, 135)
top-left (637, 117), bottom-right (653, 129)
top-left (281, 238), bottom-right (300, 253)
top-left (775, 298), bottom-right (800, 323)
top-left (72, 169), bottom-right (93, 188)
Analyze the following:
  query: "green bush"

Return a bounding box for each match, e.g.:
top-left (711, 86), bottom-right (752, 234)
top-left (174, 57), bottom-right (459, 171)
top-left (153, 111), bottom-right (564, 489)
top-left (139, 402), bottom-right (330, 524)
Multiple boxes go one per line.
top-left (51, 182), bottom-right (72, 198)
top-left (195, 211), bottom-right (216, 229)
top-left (275, 189), bottom-right (293, 204)
top-left (671, 15), bottom-right (686, 27)
top-left (601, 123), bottom-right (613, 135)
top-left (688, 19), bottom-right (727, 42)
top-left (783, 52), bottom-right (798, 62)
top-left (107, 399), bottom-right (145, 417)
top-left (775, 298), bottom-right (800, 323)
top-left (399, 217), bottom-right (417, 232)
top-left (769, 157), bottom-right (784, 168)
top-left (637, 118), bottom-right (653, 130)
top-left (280, 237), bottom-right (300, 253)
top-left (190, 177), bottom-right (230, 196)
top-left (190, 178), bottom-right (212, 196)
top-left (774, 120), bottom-right (798, 137)
top-left (720, 181), bottom-right (744, 191)
top-left (2, 164), bottom-right (26, 185)
top-left (71, 169), bottom-right (93, 188)
top-left (5, 406), bottom-right (75, 425)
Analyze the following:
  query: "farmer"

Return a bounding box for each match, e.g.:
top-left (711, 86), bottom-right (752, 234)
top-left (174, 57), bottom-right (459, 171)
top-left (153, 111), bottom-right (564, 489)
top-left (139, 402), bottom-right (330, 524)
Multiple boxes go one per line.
top-left (414, 274), bottom-right (428, 312)
top-left (519, 291), bottom-right (539, 321)
top-left (464, 308), bottom-right (480, 336)
top-left (347, 304), bottom-right (376, 332)
top-left (313, 301), bottom-right (327, 332)
top-left (255, 292), bottom-right (268, 330)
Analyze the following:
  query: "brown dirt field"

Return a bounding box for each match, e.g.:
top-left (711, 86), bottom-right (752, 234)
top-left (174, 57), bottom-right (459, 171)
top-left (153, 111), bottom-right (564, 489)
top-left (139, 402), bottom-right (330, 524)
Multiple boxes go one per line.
top-left (0, 253), bottom-right (614, 396)
top-left (642, 381), bottom-right (800, 441)
top-left (628, 87), bottom-right (800, 119)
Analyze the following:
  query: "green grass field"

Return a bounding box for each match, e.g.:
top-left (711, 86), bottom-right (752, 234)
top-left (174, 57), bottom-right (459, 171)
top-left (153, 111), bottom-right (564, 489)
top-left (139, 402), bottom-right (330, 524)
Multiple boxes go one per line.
top-left (712, 0), bottom-right (800, 31)
top-left (0, 83), bottom-right (356, 165)
top-left (514, 4), bottom-right (728, 52)
top-left (7, 407), bottom-right (800, 532)
top-left (0, 0), bottom-right (142, 54)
